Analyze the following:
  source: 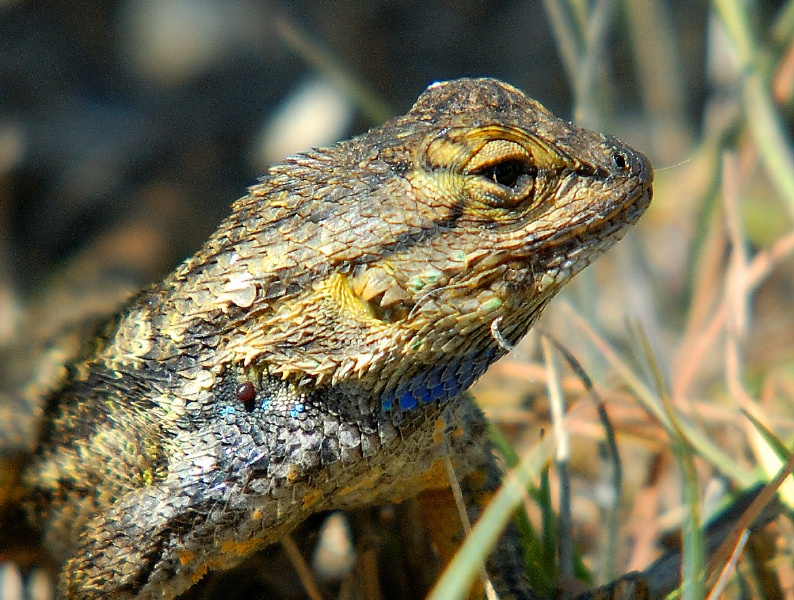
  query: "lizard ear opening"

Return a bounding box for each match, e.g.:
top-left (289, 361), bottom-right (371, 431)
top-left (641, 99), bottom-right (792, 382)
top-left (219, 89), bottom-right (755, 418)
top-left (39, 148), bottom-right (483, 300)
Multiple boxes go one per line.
top-left (365, 298), bottom-right (411, 323)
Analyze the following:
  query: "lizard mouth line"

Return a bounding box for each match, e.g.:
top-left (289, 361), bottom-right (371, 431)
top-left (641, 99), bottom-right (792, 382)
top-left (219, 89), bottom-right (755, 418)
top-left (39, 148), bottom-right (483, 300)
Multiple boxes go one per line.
top-left (526, 183), bottom-right (652, 279)
top-left (605, 184), bottom-right (653, 232)
top-left (550, 180), bottom-right (653, 251)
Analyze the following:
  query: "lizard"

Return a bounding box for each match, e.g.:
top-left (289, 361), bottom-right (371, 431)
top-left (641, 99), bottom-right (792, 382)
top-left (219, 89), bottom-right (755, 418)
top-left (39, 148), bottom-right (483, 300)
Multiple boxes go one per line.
top-left (1, 77), bottom-right (653, 599)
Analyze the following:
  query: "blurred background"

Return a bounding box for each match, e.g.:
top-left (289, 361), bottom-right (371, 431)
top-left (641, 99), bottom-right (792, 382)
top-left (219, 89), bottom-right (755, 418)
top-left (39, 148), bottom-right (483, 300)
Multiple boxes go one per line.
top-left (0, 0), bottom-right (706, 289)
top-left (2, 1), bottom-right (794, 598)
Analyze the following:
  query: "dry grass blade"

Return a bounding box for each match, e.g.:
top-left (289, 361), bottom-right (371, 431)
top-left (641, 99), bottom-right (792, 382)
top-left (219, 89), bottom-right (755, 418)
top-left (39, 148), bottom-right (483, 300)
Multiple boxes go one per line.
top-left (269, 9), bottom-right (393, 124)
top-left (714, 0), bottom-right (794, 214)
top-left (537, 326), bottom-right (623, 584)
top-left (541, 336), bottom-right (574, 580)
top-left (427, 438), bottom-right (554, 600)
top-left (560, 303), bottom-right (755, 487)
top-left (281, 534), bottom-right (324, 600)
top-left (673, 226), bottom-right (794, 397)
top-left (704, 453), bottom-right (794, 595)
top-left (705, 529), bottom-right (748, 600)
top-left (441, 447), bottom-right (499, 600)
top-left (631, 317), bottom-right (705, 600)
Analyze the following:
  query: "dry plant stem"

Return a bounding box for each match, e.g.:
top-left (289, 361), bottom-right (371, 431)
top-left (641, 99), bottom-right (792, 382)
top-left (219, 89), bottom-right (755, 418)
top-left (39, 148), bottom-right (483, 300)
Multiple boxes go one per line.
top-left (648, 147), bottom-right (792, 595)
top-left (705, 453), bottom-right (794, 594)
top-left (281, 535), bottom-right (324, 600)
top-left (560, 303), bottom-right (755, 487)
top-left (713, 0), bottom-right (794, 216)
top-left (674, 226), bottom-right (794, 398)
top-left (672, 195), bottom-right (725, 397)
top-left (441, 448), bottom-right (498, 600)
top-left (540, 337), bottom-right (574, 580)
top-left (572, 0), bottom-right (617, 128)
top-left (540, 0), bottom-right (583, 88)
top-left (721, 151), bottom-right (756, 419)
top-left (673, 141), bottom-right (794, 397)
top-left (705, 529), bottom-right (749, 600)
top-left (634, 316), bottom-right (706, 600)
top-left (269, 10), bottom-right (393, 124)
top-left (428, 439), bottom-right (555, 600)
top-left (624, 0), bottom-right (687, 128)
top-left (442, 450), bottom-right (474, 538)
top-left (541, 0), bottom-right (618, 127)
top-left (722, 152), bottom-right (750, 337)
top-left (677, 3), bottom-right (794, 388)
top-left (676, 5), bottom-right (794, 397)
top-left (659, 396), bottom-right (704, 600)
top-left (718, 149), bottom-right (786, 521)
top-left (536, 327), bottom-right (622, 583)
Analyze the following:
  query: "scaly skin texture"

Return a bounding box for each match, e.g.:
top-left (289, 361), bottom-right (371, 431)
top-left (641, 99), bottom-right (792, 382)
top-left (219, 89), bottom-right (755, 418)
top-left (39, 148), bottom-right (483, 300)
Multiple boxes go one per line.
top-left (10, 78), bottom-right (652, 599)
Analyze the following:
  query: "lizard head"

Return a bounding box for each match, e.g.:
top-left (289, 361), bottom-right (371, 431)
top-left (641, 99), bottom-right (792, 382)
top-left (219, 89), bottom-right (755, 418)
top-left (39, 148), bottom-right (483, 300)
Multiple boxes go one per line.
top-left (168, 78), bottom-right (652, 413)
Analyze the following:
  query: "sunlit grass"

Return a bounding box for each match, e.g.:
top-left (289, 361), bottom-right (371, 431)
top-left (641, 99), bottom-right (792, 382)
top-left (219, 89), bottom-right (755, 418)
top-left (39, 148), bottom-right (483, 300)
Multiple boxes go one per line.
top-left (435, 1), bottom-right (794, 599)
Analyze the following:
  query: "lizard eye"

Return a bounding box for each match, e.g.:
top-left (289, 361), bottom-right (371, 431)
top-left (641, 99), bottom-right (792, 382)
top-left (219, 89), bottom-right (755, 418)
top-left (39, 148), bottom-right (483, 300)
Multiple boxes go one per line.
top-left (474, 159), bottom-right (532, 190)
top-left (468, 156), bottom-right (536, 208)
top-left (464, 139), bottom-right (538, 208)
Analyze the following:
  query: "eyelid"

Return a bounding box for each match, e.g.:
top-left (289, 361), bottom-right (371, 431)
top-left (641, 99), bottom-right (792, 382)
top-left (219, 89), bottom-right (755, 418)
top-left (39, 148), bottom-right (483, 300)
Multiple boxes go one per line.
top-left (465, 140), bottom-right (534, 173)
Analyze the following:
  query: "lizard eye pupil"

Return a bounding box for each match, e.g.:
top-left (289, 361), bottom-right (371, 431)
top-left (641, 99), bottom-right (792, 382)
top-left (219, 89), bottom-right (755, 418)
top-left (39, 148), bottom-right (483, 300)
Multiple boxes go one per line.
top-left (481, 160), bottom-right (524, 189)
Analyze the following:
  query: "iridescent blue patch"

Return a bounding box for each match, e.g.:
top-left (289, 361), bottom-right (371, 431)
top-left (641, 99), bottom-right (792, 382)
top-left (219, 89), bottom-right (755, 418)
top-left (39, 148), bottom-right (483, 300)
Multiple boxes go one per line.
top-left (289, 402), bottom-right (305, 418)
top-left (398, 391), bottom-right (418, 411)
top-left (381, 348), bottom-right (498, 412)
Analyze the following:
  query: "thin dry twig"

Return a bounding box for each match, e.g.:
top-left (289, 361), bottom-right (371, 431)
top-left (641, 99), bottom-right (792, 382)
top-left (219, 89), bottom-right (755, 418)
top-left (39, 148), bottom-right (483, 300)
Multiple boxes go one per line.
top-left (705, 452), bottom-right (794, 594)
top-left (281, 534), bottom-right (324, 600)
top-left (541, 336), bottom-right (573, 579)
top-left (672, 227), bottom-right (794, 397)
top-left (441, 448), bottom-right (499, 600)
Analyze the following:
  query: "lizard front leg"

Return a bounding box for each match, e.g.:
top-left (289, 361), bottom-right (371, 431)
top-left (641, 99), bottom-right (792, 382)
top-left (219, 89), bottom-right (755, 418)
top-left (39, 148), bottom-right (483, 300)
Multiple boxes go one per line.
top-left (54, 382), bottom-right (539, 599)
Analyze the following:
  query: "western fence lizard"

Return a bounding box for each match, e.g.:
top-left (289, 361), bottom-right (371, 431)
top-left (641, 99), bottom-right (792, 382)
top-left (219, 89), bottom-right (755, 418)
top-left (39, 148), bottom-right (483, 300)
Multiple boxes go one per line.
top-left (2, 78), bottom-right (653, 599)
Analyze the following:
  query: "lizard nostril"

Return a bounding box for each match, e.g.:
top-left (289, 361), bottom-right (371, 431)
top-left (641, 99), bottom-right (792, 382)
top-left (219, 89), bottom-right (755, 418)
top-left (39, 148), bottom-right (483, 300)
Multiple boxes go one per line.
top-left (611, 150), bottom-right (629, 171)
